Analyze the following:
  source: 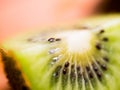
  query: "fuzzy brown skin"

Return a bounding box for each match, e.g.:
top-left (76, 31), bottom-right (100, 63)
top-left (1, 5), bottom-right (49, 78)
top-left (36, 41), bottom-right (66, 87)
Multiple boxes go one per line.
top-left (0, 49), bottom-right (30, 90)
top-left (0, 52), bottom-right (11, 90)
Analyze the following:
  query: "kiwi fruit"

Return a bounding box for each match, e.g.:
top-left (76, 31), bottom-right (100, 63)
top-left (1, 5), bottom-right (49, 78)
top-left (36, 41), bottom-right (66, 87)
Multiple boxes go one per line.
top-left (0, 14), bottom-right (120, 90)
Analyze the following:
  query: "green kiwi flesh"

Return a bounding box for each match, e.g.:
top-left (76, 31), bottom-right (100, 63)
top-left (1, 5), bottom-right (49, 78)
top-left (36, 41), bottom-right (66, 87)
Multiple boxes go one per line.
top-left (1, 14), bottom-right (120, 90)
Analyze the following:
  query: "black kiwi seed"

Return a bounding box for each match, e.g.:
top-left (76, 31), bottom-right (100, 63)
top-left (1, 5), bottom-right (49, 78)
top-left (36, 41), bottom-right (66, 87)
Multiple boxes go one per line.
top-left (99, 29), bottom-right (105, 34)
top-left (71, 64), bottom-right (75, 69)
top-left (53, 72), bottom-right (59, 77)
top-left (103, 57), bottom-right (109, 62)
top-left (88, 71), bottom-right (94, 79)
top-left (86, 66), bottom-right (90, 71)
top-left (64, 62), bottom-right (69, 67)
top-left (92, 63), bottom-right (98, 72)
top-left (95, 43), bottom-right (102, 50)
top-left (77, 66), bottom-right (81, 71)
top-left (48, 38), bottom-right (55, 42)
top-left (63, 68), bottom-right (67, 75)
top-left (53, 66), bottom-right (62, 77)
top-left (91, 63), bottom-right (103, 80)
top-left (96, 71), bottom-right (102, 80)
top-left (102, 37), bottom-right (109, 42)
top-left (86, 66), bottom-right (94, 79)
top-left (56, 38), bottom-right (61, 41)
top-left (101, 64), bottom-right (107, 71)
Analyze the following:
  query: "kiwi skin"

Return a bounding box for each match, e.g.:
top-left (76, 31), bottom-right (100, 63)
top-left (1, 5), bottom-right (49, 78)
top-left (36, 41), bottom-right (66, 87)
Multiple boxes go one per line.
top-left (0, 14), bottom-right (120, 90)
top-left (0, 49), bottom-right (30, 90)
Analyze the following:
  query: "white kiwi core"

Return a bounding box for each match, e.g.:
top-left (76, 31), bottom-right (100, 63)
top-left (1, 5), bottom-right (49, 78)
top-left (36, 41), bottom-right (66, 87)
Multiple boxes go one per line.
top-left (66, 30), bottom-right (93, 53)
top-left (54, 30), bottom-right (97, 65)
top-left (56, 30), bottom-right (95, 54)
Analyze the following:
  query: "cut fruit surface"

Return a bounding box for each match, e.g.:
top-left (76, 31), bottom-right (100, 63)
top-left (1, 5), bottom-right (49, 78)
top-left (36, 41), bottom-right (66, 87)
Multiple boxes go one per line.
top-left (1, 14), bottom-right (120, 90)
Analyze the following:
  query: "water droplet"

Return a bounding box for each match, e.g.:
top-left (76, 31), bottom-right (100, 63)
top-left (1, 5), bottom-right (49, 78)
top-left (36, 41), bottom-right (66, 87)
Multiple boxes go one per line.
top-left (53, 57), bottom-right (59, 62)
top-left (49, 48), bottom-right (60, 54)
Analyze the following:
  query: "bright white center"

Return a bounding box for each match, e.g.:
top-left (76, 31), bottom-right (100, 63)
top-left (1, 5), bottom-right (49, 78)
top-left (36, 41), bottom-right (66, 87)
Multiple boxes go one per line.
top-left (58, 30), bottom-right (93, 53)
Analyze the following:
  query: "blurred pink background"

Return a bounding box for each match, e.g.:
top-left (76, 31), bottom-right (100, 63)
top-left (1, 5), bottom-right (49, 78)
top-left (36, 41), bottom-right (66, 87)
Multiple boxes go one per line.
top-left (0, 0), bottom-right (101, 42)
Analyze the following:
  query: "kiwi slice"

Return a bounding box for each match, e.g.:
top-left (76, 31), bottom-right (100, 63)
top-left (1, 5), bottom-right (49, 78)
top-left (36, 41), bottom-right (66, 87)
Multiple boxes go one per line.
top-left (1, 14), bottom-right (120, 90)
